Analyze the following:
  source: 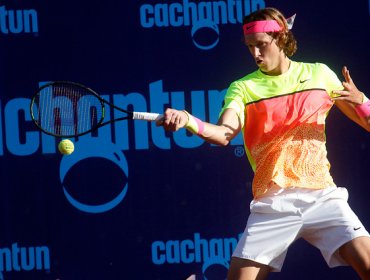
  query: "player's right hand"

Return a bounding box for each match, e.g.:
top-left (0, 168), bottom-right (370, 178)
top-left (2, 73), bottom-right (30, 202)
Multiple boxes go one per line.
top-left (157, 108), bottom-right (188, 131)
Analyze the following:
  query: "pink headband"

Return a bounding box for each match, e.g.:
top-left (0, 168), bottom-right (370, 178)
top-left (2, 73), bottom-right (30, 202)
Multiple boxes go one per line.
top-left (243, 20), bottom-right (282, 35)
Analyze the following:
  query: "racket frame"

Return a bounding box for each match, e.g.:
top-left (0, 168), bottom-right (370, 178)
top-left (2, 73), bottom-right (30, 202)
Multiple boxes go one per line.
top-left (30, 81), bottom-right (135, 138)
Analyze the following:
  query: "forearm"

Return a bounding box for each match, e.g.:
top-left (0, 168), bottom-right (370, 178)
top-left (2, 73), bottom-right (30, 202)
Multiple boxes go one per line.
top-left (161, 108), bottom-right (242, 145)
top-left (194, 121), bottom-right (237, 146)
top-left (183, 110), bottom-right (241, 146)
top-left (335, 94), bottom-right (370, 132)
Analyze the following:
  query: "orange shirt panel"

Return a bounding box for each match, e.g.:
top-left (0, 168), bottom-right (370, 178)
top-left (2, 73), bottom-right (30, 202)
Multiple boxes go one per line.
top-left (244, 90), bottom-right (335, 198)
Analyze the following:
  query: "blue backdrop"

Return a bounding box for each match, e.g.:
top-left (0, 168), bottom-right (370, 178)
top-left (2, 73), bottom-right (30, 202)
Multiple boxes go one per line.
top-left (0, 0), bottom-right (369, 279)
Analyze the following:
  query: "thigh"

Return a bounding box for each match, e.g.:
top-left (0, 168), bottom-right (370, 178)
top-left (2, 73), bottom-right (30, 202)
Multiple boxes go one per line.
top-left (339, 236), bottom-right (370, 279)
top-left (228, 257), bottom-right (271, 280)
top-left (302, 192), bottom-right (370, 267)
top-left (232, 210), bottom-right (302, 272)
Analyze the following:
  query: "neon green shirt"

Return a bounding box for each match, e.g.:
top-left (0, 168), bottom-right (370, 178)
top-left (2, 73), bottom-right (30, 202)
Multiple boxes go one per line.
top-left (222, 61), bottom-right (343, 198)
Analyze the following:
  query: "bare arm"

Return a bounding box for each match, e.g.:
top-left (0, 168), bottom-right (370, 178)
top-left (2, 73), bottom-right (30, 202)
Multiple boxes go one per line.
top-left (159, 108), bottom-right (242, 146)
top-left (332, 66), bottom-right (370, 132)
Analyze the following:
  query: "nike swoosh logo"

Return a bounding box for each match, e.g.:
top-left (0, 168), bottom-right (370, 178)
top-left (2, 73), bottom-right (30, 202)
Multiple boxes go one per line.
top-left (299, 78), bottom-right (311, 83)
top-left (354, 227), bottom-right (361, 231)
top-left (246, 24), bottom-right (256, 30)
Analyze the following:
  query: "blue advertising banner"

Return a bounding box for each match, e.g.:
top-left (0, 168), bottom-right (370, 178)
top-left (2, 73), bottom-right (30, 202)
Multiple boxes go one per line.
top-left (0, 0), bottom-right (369, 279)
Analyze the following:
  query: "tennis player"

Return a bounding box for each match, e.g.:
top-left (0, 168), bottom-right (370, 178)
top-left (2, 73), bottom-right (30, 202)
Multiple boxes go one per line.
top-left (160, 7), bottom-right (370, 280)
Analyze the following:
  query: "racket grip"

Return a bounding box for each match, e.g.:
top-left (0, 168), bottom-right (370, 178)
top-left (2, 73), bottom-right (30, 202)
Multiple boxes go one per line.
top-left (132, 112), bottom-right (163, 121)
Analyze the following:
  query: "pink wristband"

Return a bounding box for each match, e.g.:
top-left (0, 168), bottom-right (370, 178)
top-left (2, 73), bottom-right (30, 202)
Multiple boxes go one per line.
top-left (355, 100), bottom-right (370, 118)
top-left (193, 117), bottom-right (205, 135)
top-left (183, 110), bottom-right (205, 136)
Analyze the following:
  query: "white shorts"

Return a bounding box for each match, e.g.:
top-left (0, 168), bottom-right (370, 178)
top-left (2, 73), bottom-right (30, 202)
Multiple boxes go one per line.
top-left (232, 186), bottom-right (370, 272)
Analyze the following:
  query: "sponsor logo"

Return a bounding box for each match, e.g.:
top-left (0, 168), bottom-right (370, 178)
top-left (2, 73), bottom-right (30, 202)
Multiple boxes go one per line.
top-left (0, 243), bottom-right (50, 279)
top-left (0, 5), bottom-right (39, 35)
top-left (0, 81), bottom-right (244, 212)
top-left (299, 78), bottom-right (311, 83)
top-left (0, 80), bottom-right (242, 157)
top-left (139, 0), bottom-right (266, 50)
top-left (60, 140), bottom-right (129, 213)
top-left (151, 232), bottom-right (241, 278)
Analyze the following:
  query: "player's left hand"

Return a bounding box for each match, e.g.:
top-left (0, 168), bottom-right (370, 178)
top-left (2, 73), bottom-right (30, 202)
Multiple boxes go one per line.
top-left (332, 66), bottom-right (364, 105)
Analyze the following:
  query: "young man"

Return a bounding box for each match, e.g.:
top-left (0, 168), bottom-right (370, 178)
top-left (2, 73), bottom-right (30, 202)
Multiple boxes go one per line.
top-left (159, 7), bottom-right (370, 280)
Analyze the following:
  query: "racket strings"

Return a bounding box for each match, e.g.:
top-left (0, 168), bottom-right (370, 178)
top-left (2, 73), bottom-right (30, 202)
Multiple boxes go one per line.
top-left (33, 83), bottom-right (104, 136)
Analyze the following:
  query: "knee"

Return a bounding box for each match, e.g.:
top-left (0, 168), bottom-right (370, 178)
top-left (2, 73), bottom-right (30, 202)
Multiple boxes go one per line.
top-left (227, 257), bottom-right (270, 280)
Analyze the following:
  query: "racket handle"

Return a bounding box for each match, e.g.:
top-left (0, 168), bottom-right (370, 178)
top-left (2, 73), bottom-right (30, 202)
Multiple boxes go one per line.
top-left (132, 112), bottom-right (163, 121)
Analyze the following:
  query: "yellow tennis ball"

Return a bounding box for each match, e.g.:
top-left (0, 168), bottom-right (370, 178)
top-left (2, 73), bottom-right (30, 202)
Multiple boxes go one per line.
top-left (58, 139), bottom-right (74, 155)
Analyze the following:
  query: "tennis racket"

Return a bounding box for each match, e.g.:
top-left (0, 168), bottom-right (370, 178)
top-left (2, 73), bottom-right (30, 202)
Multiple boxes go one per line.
top-left (30, 81), bottom-right (163, 138)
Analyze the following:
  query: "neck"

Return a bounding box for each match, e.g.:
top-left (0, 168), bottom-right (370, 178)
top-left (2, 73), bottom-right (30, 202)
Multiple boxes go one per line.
top-left (263, 56), bottom-right (291, 76)
top-left (280, 56), bottom-right (291, 73)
